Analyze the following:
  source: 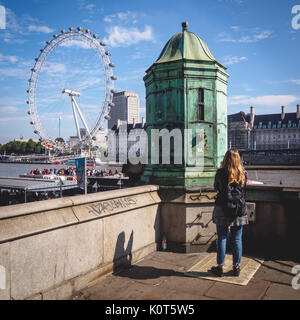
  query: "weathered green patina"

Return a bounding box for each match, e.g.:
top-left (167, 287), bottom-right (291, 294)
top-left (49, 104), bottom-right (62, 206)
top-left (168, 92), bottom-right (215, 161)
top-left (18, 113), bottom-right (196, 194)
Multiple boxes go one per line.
top-left (142, 22), bottom-right (229, 190)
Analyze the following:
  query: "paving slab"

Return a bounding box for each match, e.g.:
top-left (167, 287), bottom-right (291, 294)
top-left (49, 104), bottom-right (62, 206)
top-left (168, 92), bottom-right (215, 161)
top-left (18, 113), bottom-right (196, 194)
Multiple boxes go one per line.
top-left (252, 260), bottom-right (296, 286)
top-left (115, 260), bottom-right (185, 286)
top-left (149, 251), bottom-right (208, 271)
top-left (204, 279), bottom-right (270, 300)
top-left (81, 276), bottom-right (137, 300)
top-left (263, 283), bottom-right (300, 300)
top-left (186, 253), bottom-right (263, 286)
top-left (158, 275), bottom-right (214, 298)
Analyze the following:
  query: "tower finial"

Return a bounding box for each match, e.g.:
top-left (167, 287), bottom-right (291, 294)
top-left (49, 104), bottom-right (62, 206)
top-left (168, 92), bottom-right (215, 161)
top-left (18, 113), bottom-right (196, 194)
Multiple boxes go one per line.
top-left (182, 21), bottom-right (188, 32)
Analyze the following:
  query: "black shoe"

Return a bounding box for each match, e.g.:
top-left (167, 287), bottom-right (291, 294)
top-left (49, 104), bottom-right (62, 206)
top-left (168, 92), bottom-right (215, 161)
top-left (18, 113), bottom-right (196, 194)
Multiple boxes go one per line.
top-left (210, 266), bottom-right (223, 277)
top-left (233, 265), bottom-right (240, 277)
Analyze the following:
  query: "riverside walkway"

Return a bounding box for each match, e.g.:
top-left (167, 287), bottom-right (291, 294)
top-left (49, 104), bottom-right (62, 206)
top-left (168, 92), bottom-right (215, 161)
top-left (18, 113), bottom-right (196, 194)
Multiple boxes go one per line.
top-left (71, 251), bottom-right (300, 300)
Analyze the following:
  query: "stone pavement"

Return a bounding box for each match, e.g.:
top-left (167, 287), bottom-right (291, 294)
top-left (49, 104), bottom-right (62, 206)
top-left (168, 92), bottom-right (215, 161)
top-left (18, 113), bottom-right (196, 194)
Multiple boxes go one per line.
top-left (71, 251), bottom-right (300, 300)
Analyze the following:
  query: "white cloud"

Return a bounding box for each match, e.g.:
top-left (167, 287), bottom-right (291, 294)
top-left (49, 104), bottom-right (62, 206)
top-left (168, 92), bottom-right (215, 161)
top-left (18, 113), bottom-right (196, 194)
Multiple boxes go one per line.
top-left (28, 25), bottom-right (54, 34)
top-left (78, 0), bottom-right (96, 11)
top-left (228, 95), bottom-right (300, 107)
top-left (104, 25), bottom-right (154, 47)
top-left (231, 26), bottom-right (240, 32)
top-left (288, 79), bottom-right (300, 85)
top-left (104, 11), bottom-right (138, 24)
top-left (42, 62), bottom-right (67, 74)
top-left (60, 40), bottom-right (91, 49)
top-left (0, 67), bottom-right (28, 79)
top-left (221, 55), bottom-right (248, 66)
top-left (217, 29), bottom-right (273, 43)
top-left (0, 53), bottom-right (19, 64)
top-left (0, 106), bottom-right (19, 114)
top-left (218, 0), bottom-right (244, 4)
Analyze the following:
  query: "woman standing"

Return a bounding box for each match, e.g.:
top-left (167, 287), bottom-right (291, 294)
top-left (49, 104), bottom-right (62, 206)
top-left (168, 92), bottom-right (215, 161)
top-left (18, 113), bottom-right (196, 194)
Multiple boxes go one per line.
top-left (210, 149), bottom-right (248, 277)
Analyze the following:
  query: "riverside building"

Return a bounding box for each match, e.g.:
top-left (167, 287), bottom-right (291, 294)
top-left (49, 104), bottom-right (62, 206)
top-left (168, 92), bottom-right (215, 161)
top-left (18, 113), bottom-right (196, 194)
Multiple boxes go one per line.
top-left (228, 105), bottom-right (300, 150)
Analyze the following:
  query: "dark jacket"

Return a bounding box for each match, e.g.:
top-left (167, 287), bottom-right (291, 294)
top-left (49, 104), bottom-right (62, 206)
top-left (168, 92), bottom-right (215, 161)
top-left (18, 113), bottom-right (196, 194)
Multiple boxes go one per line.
top-left (213, 167), bottom-right (249, 227)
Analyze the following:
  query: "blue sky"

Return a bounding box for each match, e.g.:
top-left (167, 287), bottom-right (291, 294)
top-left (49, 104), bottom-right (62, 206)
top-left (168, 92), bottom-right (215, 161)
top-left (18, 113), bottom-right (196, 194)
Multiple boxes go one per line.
top-left (0, 0), bottom-right (299, 143)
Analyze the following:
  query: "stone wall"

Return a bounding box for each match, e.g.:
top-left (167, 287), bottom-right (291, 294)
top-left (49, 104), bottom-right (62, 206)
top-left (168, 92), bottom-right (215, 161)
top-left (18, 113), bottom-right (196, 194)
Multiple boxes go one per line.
top-left (0, 185), bottom-right (160, 300)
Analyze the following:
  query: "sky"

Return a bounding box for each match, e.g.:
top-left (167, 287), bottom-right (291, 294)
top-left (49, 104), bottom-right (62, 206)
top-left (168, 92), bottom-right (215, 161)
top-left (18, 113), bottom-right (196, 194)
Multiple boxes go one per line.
top-left (0, 0), bottom-right (299, 144)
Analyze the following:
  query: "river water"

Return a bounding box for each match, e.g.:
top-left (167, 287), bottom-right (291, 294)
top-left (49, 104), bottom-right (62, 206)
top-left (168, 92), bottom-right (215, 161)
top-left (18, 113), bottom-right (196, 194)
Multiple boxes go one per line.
top-left (0, 163), bottom-right (120, 178)
top-left (0, 163), bottom-right (300, 187)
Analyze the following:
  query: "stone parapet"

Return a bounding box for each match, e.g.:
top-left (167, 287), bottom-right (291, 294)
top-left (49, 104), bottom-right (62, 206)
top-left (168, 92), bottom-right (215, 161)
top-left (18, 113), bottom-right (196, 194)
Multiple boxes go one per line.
top-left (0, 185), bottom-right (160, 300)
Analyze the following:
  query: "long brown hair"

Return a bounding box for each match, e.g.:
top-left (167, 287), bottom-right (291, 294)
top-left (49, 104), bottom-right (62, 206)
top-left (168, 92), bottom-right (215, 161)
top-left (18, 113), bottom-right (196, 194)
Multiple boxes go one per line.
top-left (221, 149), bottom-right (245, 185)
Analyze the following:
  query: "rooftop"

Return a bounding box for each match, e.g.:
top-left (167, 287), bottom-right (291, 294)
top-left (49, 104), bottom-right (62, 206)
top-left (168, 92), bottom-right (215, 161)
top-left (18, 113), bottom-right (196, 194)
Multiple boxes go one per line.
top-left (155, 21), bottom-right (221, 66)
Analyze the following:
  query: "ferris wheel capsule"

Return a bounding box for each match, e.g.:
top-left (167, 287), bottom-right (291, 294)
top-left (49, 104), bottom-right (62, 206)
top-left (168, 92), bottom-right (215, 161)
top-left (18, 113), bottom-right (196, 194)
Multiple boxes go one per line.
top-left (77, 27), bottom-right (83, 32)
top-left (99, 41), bottom-right (106, 46)
top-left (111, 76), bottom-right (117, 81)
top-left (69, 27), bottom-right (75, 32)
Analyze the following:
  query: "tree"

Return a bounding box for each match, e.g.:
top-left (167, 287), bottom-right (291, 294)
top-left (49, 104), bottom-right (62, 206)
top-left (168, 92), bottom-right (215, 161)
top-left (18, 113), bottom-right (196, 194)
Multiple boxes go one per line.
top-left (20, 142), bottom-right (26, 154)
top-left (55, 137), bottom-right (65, 143)
top-left (26, 139), bottom-right (35, 154)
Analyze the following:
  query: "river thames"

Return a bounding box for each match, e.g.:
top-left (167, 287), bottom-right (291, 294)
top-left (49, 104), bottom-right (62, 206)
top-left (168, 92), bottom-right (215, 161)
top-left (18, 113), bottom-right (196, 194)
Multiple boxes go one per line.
top-left (0, 163), bottom-right (300, 187)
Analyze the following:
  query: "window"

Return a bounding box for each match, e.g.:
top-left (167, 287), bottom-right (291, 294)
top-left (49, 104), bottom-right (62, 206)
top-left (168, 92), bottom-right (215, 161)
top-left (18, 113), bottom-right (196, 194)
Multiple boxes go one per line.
top-left (198, 88), bottom-right (204, 121)
top-left (268, 121), bottom-right (272, 129)
top-left (288, 120), bottom-right (292, 128)
top-left (258, 122), bottom-right (262, 129)
top-left (278, 121), bottom-right (282, 128)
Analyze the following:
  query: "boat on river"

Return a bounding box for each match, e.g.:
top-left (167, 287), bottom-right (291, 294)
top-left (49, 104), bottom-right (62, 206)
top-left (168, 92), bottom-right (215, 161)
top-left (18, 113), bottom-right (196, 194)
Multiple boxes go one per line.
top-left (19, 174), bottom-right (77, 181)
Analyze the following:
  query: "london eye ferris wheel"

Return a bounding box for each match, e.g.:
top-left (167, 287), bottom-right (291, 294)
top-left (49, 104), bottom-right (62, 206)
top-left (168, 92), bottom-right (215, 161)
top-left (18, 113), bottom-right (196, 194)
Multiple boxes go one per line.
top-left (27, 27), bottom-right (117, 151)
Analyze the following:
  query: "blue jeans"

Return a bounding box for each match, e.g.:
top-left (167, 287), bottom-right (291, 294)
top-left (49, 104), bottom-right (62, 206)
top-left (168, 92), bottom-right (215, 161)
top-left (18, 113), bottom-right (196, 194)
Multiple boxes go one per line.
top-left (216, 225), bottom-right (243, 266)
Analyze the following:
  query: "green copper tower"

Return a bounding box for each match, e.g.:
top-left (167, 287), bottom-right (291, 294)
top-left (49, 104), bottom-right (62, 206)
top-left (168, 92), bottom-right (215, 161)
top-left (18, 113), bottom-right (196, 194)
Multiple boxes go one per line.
top-left (142, 22), bottom-right (229, 190)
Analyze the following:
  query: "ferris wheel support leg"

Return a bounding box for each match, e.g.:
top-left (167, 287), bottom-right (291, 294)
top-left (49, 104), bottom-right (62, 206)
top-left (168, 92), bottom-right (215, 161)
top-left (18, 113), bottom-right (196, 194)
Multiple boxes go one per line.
top-left (73, 98), bottom-right (92, 139)
top-left (71, 96), bottom-right (82, 141)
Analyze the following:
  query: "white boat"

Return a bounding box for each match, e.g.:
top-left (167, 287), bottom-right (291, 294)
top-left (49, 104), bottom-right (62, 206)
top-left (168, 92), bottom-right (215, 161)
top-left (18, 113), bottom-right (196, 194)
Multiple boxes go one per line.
top-left (247, 180), bottom-right (264, 185)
